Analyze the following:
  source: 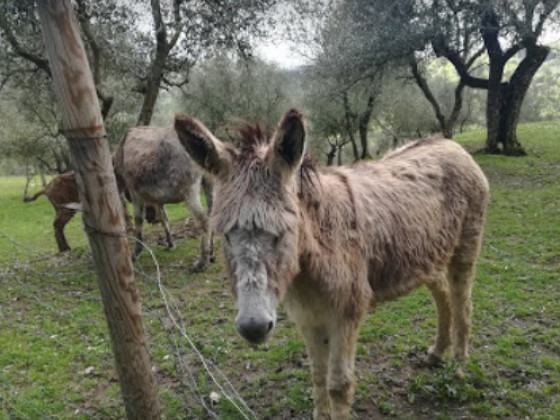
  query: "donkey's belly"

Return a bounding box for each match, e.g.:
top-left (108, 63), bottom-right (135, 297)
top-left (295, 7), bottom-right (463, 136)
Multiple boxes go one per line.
top-left (136, 185), bottom-right (185, 204)
top-left (369, 268), bottom-right (447, 304)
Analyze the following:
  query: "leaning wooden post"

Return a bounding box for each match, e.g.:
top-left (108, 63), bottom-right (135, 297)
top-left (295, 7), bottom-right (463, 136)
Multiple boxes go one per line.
top-left (35, 1), bottom-right (160, 418)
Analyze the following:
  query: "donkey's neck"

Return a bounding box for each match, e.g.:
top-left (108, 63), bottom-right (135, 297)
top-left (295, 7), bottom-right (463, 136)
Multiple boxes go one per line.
top-left (296, 162), bottom-right (360, 259)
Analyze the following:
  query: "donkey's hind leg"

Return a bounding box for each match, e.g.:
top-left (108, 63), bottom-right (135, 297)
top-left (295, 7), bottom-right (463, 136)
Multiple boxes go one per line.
top-left (53, 208), bottom-right (75, 252)
top-left (201, 175), bottom-right (215, 263)
top-left (132, 199), bottom-right (145, 260)
top-left (448, 259), bottom-right (475, 379)
top-left (426, 271), bottom-right (452, 366)
top-left (158, 205), bottom-right (175, 250)
top-left (185, 181), bottom-right (211, 272)
top-left (449, 212), bottom-right (483, 378)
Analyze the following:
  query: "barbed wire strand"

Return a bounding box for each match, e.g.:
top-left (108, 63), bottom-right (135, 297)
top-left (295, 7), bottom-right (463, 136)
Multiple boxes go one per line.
top-left (1, 230), bottom-right (258, 419)
top-left (131, 236), bottom-right (257, 420)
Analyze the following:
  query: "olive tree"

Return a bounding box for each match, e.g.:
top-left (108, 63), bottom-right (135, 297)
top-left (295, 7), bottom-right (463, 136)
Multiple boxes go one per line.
top-left (334, 0), bottom-right (560, 154)
top-left (0, 0), bottom-right (282, 172)
top-left (180, 54), bottom-right (302, 133)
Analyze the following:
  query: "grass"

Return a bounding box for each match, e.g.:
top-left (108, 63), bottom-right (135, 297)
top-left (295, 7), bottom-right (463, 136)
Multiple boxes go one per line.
top-left (1, 120), bottom-right (560, 419)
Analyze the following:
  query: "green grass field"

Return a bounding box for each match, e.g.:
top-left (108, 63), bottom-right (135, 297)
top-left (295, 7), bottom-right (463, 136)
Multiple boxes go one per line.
top-left (1, 121), bottom-right (559, 419)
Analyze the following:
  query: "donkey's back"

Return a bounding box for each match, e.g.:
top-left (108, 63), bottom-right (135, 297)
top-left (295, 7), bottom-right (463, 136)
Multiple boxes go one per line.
top-left (118, 126), bottom-right (201, 204)
top-left (349, 137), bottom-right (489, 303)
top-left (113, 125), bottom-right (212, 270)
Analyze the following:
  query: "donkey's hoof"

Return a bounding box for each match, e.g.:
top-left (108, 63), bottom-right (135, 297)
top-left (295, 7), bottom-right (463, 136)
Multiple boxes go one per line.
top-left (425, 347), bottom-right (444, 367)
top-left (454, 366), bottom-right (465, 380)
top-left (166, 243), bottom-right (176, 251)
top-left (190, 259), bottom-right (206, 273)
top-left (313, 408), bottom-right (331, 420)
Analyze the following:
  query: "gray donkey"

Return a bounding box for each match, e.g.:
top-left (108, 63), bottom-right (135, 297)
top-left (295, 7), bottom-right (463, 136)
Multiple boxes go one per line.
top-left (174, 109), bottom-right (489, 419)
top-left (113, 125), bottom-right (213, 271)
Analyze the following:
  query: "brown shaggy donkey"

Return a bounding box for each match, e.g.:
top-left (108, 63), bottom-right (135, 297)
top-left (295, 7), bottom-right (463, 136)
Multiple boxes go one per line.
top-left (175, 109), bottom-right (489, 419)
top-left (23, 171), bottom-right (80, 252)
top-left (113, 125), bottom-right (213, 270)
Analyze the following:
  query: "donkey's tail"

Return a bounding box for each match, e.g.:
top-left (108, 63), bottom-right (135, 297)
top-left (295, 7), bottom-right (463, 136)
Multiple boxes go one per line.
top-left (23, 189), bottom-right (46, 203)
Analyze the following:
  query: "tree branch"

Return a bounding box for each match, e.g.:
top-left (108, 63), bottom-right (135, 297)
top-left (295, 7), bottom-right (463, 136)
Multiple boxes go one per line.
top-left (432, 34), bottom-right (488, 89)
top-left (75, 0), bottom-right (114, 119)
top-left (151, 0), bottom-right (169, 51)
top-left (503, 43), bottom-right (523, 63)
top-left (162, 73), bottom-right (189, 88)
top-left (465, 46), bottom-right (486, 68)
top-left (0, 13), bottom-right (51, 77)
top-left (409, 55), bottom-right (446, 128)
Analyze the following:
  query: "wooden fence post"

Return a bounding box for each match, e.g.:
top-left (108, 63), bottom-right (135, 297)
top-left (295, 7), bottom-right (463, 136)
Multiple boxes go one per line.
top-left (35, 1), bottom-right (160, 418)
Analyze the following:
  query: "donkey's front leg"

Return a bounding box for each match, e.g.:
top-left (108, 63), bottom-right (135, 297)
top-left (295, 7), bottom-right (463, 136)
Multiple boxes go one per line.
top-left (327, 320), bottom-right (360, 420)
top-left (300, 326), bottom-right (330, 420)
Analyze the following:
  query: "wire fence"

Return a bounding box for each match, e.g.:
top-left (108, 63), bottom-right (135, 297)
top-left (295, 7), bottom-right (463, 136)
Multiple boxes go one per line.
top-left (0, 230), bottom-right (257, 420)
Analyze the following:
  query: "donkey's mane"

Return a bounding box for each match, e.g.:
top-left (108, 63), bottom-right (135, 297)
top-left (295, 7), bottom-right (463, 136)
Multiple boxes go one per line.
top-left (298, 155), bottom-right (322, 200)
top-left (232, 119), bottom-right (321, 188)
top-left (232, 120), bottom-right (270, 155)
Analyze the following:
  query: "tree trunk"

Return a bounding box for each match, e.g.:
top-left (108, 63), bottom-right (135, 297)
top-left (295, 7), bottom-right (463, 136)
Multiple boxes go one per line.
top-left (136, 0), bottom-right (176, 126)
top-left (497, 44), bottom-right (549, 155)
top-left (136, 52), bottom-right (167, 126)
top-left (359, 93), bottom-right (375, 159)
top-left (342, 91), bottom-right (359, 161)
top-left (337, 144), bottom-right (344, 166)
top-left (36, 2), bottom-right (160, 419)
top-left (326, 140), bottom-right (337, 166)
top-left (409, 56), bottom-right (467, 139)
top-left (445, 80), bottom-right (466, 138)
top-left (485, 65), bottom-right (504, 153)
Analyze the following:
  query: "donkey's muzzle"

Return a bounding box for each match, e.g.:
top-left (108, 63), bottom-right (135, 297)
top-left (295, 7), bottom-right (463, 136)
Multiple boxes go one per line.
top-left (235, 314), bottom-right (274, 344)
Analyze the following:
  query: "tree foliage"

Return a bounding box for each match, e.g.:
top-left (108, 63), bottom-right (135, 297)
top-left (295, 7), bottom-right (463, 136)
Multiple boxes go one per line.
top-left (0, 0), bottom-right (280, 173)
top-left (180, 54), bottom-right (302, 134)
top-left (324, 0), bottom-right (560, 154)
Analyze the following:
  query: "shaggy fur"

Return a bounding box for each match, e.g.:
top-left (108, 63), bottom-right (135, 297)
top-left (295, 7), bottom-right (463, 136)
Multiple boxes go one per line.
top-left (24, 171), bottom-right (80, 252)
top-left (175, 109), bottom-right (489, 420)
top-left (113, 125), bottom-right (213, 270)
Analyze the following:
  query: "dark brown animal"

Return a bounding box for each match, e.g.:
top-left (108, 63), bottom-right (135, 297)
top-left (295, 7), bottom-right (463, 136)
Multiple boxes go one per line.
top-left (24, 172), bottom-right (80, 252)
top-left (113, 125), bottom-right (213, 271)
top-left (175, 109), bottom-right (489, 419)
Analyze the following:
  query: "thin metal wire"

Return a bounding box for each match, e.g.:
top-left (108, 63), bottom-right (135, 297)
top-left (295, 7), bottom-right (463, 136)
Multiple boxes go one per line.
top-left (131, 236), bottom-right (258, 420)
top-left (1, 230), bottom-right (258, 419)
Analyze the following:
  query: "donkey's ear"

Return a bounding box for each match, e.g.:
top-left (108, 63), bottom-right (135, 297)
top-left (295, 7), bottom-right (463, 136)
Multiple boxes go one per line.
top-left (271, 109), bottom-right (305, 174)
top-left (175, 113), bottom-right (230, 177)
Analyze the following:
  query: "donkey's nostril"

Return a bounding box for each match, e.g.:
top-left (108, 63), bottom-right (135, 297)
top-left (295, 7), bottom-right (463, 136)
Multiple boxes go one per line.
top-left (235, 315), bottom-right (274, 344)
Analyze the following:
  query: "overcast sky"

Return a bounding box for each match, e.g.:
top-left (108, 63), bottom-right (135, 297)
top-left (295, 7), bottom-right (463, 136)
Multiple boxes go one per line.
top-left (257, 25), bottom-right (560, 69)
top-left (256, 40), bottom-right (312, 68)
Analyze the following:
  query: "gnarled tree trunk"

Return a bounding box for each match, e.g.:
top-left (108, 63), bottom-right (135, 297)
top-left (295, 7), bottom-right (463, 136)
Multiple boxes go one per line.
top-left (497, 45), bottom-right (549, 155)
top-left (481, 8), bottom-right (550, 155)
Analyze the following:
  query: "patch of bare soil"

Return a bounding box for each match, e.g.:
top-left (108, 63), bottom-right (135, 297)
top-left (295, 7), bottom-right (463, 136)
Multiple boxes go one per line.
top-left (146, 217), bottom-right (202, 246)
